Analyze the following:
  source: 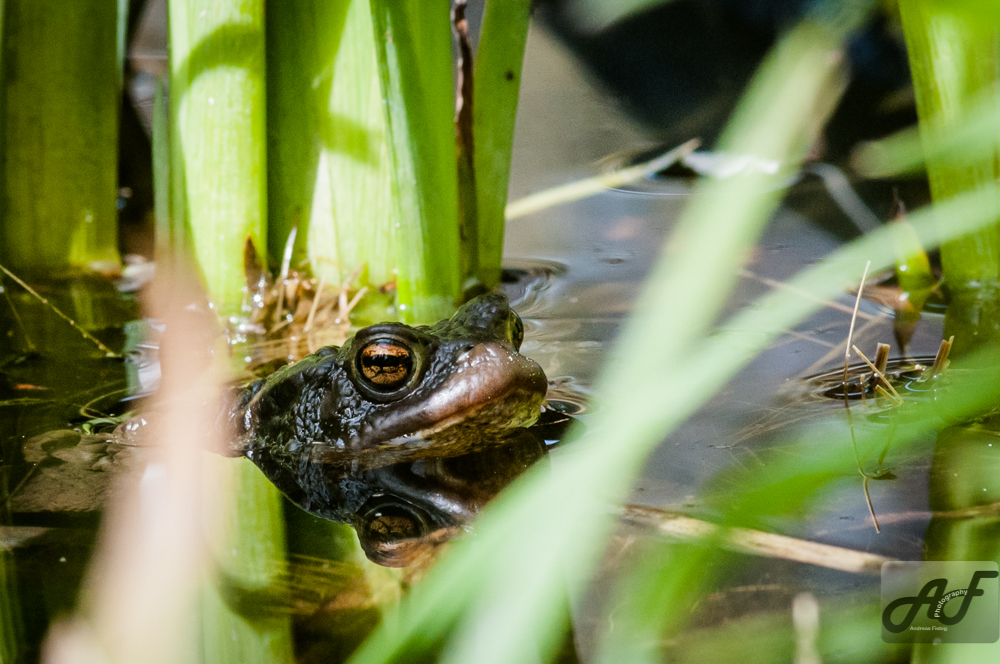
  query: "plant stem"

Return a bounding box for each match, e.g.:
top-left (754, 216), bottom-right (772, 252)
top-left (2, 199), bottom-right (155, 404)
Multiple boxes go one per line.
top-left (0, 263), bottom-right (120, 357)
top-left (152, 78), bottom-right (173, 264)
top-left (370, 0), bottom-right (460, 323)
top-left (0, 0), bottom-right (121, 274)
top-left (202, 457), bottom-right (294, 664)
top-left (266, 0), bottom-right (398, 321)
top-left (169, 0), bottom-right (267, 317)
top-left (265, 0), bottom-right (347, 269)
top-left (917, 422), bottom-right (1000, 662)
top-left (898, 1), bottom-right (1000, 286)
top-left (0, 551), bottom-right (20, 664)
top-left (505, 139), bottom-right (699, 219)
top-left (470, 0), bottom-right (531, 289)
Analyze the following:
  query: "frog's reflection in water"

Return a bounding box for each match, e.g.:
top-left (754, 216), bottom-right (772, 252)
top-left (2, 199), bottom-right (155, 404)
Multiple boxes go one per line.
top-left (343, 407), bottom-right (574, 566)
top-left (343, 431), bottom-right (545, 567)
top-left (245, 427), bottom-right (551, 570)
top-left (9, 426), bottom-right (553, 567)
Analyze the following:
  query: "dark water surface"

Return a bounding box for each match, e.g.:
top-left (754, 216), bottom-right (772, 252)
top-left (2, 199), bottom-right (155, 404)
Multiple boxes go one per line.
top-left (0, 278), bottom-right (138, 660)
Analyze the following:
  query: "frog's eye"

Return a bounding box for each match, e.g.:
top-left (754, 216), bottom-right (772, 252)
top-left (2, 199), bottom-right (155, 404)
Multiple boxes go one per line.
top-left (511, 313), bottom-right (524, 350)
top-left (349, 325), bottom-right (431, 401)
top-left (356, 497), bottom-right (432, 566)
top-left (357, 339), bottom-right (414, 392)
top-left (363, 502), bottom-right (427, 544)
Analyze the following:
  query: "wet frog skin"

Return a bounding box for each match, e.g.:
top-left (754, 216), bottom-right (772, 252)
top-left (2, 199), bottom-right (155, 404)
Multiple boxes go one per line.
top-left (228, 293), bottom-right (550, 563)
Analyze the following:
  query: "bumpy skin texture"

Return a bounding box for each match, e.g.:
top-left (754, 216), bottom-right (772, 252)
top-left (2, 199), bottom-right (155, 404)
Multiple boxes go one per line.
top-left (229, 293), bottom-right (548, 528)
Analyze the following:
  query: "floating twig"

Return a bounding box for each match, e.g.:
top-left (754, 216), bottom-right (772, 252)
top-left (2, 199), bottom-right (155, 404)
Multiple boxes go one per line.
top-left (875, 384), bottom-right (897, 403)
top-left (505, 139), bottom-right (700, 219)
top-left (845, 405), bottom-right (867, 521)
top-left (1, 281), bottom-right (36, 352)
top-left (853, 344), bottom-right (903, 404)
top-left (336, 282), bottom-right (349, 324)
top-left (303, 274), bottom-right (326, 333)
top-left (876, 411), bottom-right (899, 469)
top-left (873, 342), bottom-right (889, 375)
top-left (332, 265), bottom-right (365, 324)
top-left (620, 505), bottom-right (890, 575)
top-left (0, 463), bottom-right (40, 512)
top-left (842, 261), bottom-right (872, 402)
top-left (344, 286), bottom-right (368, 318)
top-left (931, 335), bottom-right (954, 375)
top-left (0, 263), bottom-right (120, 358)
top-left (861, 473), bottom-right (881, 533)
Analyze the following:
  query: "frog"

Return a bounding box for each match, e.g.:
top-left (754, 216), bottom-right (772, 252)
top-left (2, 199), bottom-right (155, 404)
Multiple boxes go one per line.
top-left (230, 292), bottom-right (546, 465)
top-left (225, 292), bottom-right (551, 564)
top-left (5, 293), bottom-right (557, 567)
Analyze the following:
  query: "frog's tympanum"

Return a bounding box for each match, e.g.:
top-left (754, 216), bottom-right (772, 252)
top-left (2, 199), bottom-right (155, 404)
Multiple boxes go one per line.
top-left (228, 292), bottom-right (549, 565)
top-left (7, 294), bottom-right (555, 566)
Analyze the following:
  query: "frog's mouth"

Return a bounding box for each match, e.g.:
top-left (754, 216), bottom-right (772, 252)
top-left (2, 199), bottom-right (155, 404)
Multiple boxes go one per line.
top-left (346, 341), bottom-right (547, 463)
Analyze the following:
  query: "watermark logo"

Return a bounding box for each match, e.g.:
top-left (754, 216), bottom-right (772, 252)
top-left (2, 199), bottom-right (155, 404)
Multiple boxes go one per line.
top-left (881, 562), bottom-right (999, 644)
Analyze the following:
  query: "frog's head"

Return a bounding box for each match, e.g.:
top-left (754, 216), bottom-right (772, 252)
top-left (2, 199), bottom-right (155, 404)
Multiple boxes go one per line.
top-left (234, 293), bottom-right (548, 505)
top-left (337, 292), bottom-right (546, 456)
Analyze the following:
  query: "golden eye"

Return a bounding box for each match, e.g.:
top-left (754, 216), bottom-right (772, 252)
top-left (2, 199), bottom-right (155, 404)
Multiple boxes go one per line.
top-left (365, 506), bottom-right (424, 544)
top-left (357, 339), bottom-right (414, 391)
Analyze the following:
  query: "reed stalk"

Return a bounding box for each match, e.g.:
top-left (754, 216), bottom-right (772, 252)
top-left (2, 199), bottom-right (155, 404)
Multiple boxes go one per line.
top-left (0, 0), bottom-right (121, 274)
top-left (169, 0), bottom-right (267, 317)
top-left (202, 457), bottom-right (294, 664)
top-left (898, 10), bottom-right (1000, 649)
top-left (916, 422), bottom-right (1000, 662)
top-left (265, 0), bottom-right (344, 269)
top-left (0, 552), bottom-right (19, 664)
top-left (152, 79), bottom-right (173, 264)
top-left (468, 0), bottom-right (531, 289)
top-left (898, 1), bottom-right (1000, 349)
top-left (266, 0), bottom-right (397, 321)
top-left (370, 0), bottom-right (460, 323)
